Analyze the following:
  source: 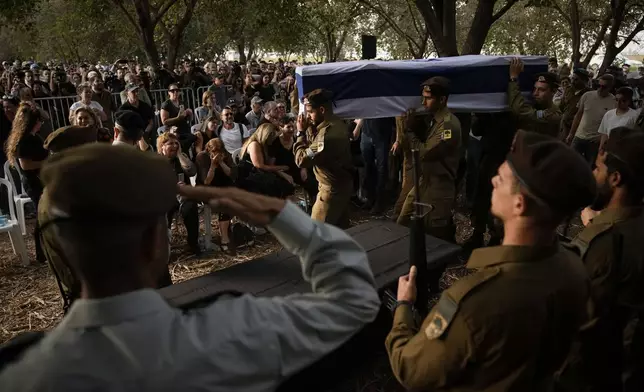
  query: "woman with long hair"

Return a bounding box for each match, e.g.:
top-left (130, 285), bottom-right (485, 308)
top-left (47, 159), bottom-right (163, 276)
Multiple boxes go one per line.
top-left (195, 90), bottom-right (220, 124)
top-left (238, 123), bottom-right (294, 198)
top-left (5, 102), bottom-right (48, 262)
top-left (194, 115), bottom-right (220, 155)
top-left (69, 83), bottom-right (107, 125)
top-left (195, 138), bottom-right (236, 252)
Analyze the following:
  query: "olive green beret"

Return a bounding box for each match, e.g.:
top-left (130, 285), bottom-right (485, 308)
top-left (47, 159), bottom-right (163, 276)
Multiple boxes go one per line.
top-left (421, 76), bottom-right (450, 97)
top-left (534, 72), bottom-right (559, 89)
top-left (304, 88), bottom-right (334, 108)
top-left (41, 143), bottom-right (178, 219)
top-left (44, 125), bottom-right (98, 153)
top-left (507, 130), bottom-right (596, 214)
top-left (604, 127), bottom-right (644, 190)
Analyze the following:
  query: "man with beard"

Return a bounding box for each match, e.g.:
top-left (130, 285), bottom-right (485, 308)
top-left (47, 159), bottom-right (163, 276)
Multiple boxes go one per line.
top-left (560, 127), bottom-right (644, 392)
top-left (386, 130), bottom-right (596, 391)
top-left (507, 58), bottom-right (561, 138)
top-left (295, 89), bottom-right (354, 228)
top-left (91, 78), bottom-right (116, 130)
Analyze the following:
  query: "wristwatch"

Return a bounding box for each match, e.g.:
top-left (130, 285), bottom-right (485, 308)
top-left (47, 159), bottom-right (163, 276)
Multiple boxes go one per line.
top-left (296, 130), bottom-right (306, 139)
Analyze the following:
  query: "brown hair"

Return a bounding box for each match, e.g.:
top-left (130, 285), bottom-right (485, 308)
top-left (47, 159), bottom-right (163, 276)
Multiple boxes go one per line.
top-left (76, 82), bottom-right (91, 96)
top-left (204, 138), bottom-right (226, 155)
top-left (72, 107), bottom-right (99, 126)
top-left (202, 90), bottom-right (215, 107)
top-left (5, 103), bottom-right (43, 165)
top-left (156, 132), bottom-right (178, 153)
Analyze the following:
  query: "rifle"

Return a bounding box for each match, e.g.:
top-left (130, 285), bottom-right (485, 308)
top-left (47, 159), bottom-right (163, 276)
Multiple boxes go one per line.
top-left (409, 149), bottom-right (433, 318)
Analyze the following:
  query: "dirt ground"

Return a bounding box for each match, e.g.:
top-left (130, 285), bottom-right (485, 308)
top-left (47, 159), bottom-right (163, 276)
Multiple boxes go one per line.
top-left (0, 192), bottom-right (583, 391)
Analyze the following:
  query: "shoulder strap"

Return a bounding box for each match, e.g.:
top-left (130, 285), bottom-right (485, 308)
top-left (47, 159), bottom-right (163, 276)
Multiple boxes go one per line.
top-left (425, 267), bottom-right (500, 340)
top-left (568, 221), bottom-right (614, 259)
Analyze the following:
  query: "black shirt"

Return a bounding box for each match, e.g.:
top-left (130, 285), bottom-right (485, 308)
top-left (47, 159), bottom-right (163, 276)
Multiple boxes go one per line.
top-left (119, 100), bottom-right (155, 125)
top-left (161, 99), bottom-right (190, 135)
top-left (17, 133), bottom-right (48, 162)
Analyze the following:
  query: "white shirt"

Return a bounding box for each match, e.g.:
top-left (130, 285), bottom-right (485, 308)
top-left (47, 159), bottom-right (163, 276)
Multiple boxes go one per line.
top-left (597, 108), bottom-right (640, 137)
top-left (0, 202), bottom-right (380, 392)
top-left (220, 123), bottom-right (251, 154)
top-left (69, 100), bottom-right (104, 113)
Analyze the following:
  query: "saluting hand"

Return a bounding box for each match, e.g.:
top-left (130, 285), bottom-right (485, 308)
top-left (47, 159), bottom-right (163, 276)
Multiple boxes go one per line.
top-left (297, 113), bottom-right (309, 132)
top-left (178, 185), bottom-right (286, 227)
top-left (397, 265), bottom-right (417, 302)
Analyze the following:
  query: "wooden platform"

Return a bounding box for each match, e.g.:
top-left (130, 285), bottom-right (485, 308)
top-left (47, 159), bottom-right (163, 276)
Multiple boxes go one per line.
top-left (161, 220), bottom-right (461, 308)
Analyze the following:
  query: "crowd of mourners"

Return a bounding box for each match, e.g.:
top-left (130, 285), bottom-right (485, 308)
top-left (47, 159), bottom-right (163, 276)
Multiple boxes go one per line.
top-left (0, 53), bottom-right (643, 392)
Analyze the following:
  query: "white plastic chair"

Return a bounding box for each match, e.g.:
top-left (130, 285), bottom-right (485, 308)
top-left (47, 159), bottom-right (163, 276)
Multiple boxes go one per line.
top-left (231, 148), bottom-right (242, 164)
top-left (4, 161), bottom-right (32, 236)
top-left (0, 177), bottom-right (30, 266)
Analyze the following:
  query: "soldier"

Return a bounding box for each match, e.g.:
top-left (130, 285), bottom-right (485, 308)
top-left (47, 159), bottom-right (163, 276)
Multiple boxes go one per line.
top-left (559, 68), bottom-right (592, 140)
top-left (507, 57), bottom-right (561, 138)
top-left (386, 130), bottom-right (596, 391)
top-left (391, 115), bottom-right (413, 220)
top-left (0, 144), bottom-right (380, 391)
top-left (294, 89), bottom-right (354, 228)
top-left (560, 127), bottom-right (644, 392)
top-left (396, 76), bottom-right (461, 242)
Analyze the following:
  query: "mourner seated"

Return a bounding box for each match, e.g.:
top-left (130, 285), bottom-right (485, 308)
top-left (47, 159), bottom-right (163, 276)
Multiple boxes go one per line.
top-left (194, 115), bottom-right (219, 155)
top-left (0, 144), bottom-right (380, 391)
top-left (195, 138), bottom-right (236, 252)
top-left (157, 132), bottom-right (200, 256)
top-left (70, 107), bottom-right (112, 143)
top-left (237, 123), bottom-right (295, 199)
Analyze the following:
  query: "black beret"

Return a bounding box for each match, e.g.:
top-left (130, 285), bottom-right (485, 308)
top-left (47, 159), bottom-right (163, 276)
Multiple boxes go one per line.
top-left (421, 76), bottom-right (450, 97)
top-left (304, 89), bottom-right (334, 107)
top-left (41, 143), bottom-right (177, 219)
top-left (573, 68), bottom-right (590, 80)
top-left (604, 127), bottom-right (644, 191)
top-left (44, 125), bottom-right (98, 153)
top-left (507, 130), bottom-right (596, 214)
top-left (534, 72), bottom-right (559, 88)
top-left (115, 110), bottom-right (146, 132)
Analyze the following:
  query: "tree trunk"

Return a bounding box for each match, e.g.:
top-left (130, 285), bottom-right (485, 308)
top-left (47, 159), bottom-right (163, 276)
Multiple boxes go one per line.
top-left (569, 0), bottom-right (582, 66)
top-left (236, 40), bottom-right (247, 63)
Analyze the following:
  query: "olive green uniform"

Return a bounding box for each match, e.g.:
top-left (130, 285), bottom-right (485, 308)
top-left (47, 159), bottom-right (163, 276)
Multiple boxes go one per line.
top-left (559, 87), bottom-right (591, 141)
top-left (294, 114), bottom-right (354, 228)
top-left (561, 207), bottom-right (644, 391)
top-left (507, 80), bottom-right (561, 138)
top-left (396, 107), bottom-right (461, 242)
top-left (392, 115), bottom-right (413, 218)
top-left (386, 244), bottom-right (591, 391)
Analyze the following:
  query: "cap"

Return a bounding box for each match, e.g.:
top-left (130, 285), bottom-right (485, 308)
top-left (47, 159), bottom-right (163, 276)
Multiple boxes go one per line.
top-left (41, 143), bottom-right (177, 219)
top-left (534, 72), bottom-right (559, 89)
top-left (507, 130), bottom-right (596, 214)
top-left (304, 89), bottom-right (334, 108)
top-left (125, 82), bottom-right (139, 92)
top-left (251, 96), bottom-right (263, 105)
top-left (44, 125), bottom-right (98, 153)
top-left (226, 98), bottom-right (238, 107)
top-left (87, 71), bottom-right (98, 80)
top-left (215, 74), bottom-right (225, 79)
top-left (421, 76), bottom-right (450, 97)
top-left (573, 68), bottom-right (590, 80)
top-left (115, 110), bottom-right (146, 132)
top-left (603, 127), bottom-right (644, 192)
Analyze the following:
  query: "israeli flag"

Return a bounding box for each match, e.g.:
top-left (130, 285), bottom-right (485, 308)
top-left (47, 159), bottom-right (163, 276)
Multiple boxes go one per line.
top-left (295, 55), bottom-right (548, 119)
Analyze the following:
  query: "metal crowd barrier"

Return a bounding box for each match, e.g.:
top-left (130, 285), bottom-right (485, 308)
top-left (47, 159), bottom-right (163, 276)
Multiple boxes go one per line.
top-left (35, 87), bottom-right (204, 130)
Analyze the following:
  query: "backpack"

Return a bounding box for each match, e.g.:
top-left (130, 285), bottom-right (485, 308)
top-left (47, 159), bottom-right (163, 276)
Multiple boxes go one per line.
top-left (215, 123), bottom-right (245, 142)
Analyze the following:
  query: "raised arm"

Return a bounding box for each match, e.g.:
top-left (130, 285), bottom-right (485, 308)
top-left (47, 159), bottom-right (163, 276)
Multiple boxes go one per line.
top-left (186, 196), bottom-right (380, 390)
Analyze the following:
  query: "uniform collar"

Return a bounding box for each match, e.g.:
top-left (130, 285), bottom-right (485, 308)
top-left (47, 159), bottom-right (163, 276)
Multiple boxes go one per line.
top-left (467, 243), bottom-right (560, 269)
top-left (60, 289), bottom-right (172, 329)
top-left (432, 107), bottom-right (450, 122)
top-left (588, 206), bottom-right (643, 226)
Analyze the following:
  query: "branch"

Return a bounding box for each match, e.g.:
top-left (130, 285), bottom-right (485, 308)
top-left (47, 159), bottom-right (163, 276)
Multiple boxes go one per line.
top-left (111, 0), bottom-right (141, 33)
top-left (406, 0), bottom-right (424, 38)
top-left (581, 12), bottom-right (611, 65)
top-left (617, 16), bottom-right (644, 52)
top-left (152, 0), bottom-right (179, 25)
top-left (359, 0), bottom-right (422, 51)
top-left (491, 0), bottom-right (520, 23)
top-left (550, 0), bottom-right (571, 25)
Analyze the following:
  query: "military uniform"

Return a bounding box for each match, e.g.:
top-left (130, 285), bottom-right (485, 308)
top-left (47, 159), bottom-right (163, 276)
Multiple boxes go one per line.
top-left (392, 115), bottom-right (413, 219)
top-left (386, 130), bottom-right (597, 391)
top-left (294, 90), bottom-right (354, 228)
top-left (396, 107), bottom-right (461, 242)
top-left (507, 73), bottom-right (561, 138)
top-left (560, 129), bottom-right (644, 392)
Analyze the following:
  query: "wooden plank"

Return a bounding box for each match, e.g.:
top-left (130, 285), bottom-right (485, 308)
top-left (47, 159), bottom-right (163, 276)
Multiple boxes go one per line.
top-left (161, 220), bottom-right (461, 308)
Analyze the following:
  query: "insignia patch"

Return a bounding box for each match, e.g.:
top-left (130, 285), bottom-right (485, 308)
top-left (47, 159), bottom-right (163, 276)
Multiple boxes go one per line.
top-left (424, 311), bottom-right (449, 340)
top-left (537, 76), bottom-right (546, 83)
top-left (317, 140), bottom-right (324, 152)
top-left (441, 129), bottom-right (452, 140)
top-left (536, 110), bottom-right (544, 119)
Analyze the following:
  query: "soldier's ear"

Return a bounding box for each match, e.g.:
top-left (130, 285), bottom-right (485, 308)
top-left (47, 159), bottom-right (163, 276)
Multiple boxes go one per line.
top-left (319, 106), bottom-right (326, 115)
